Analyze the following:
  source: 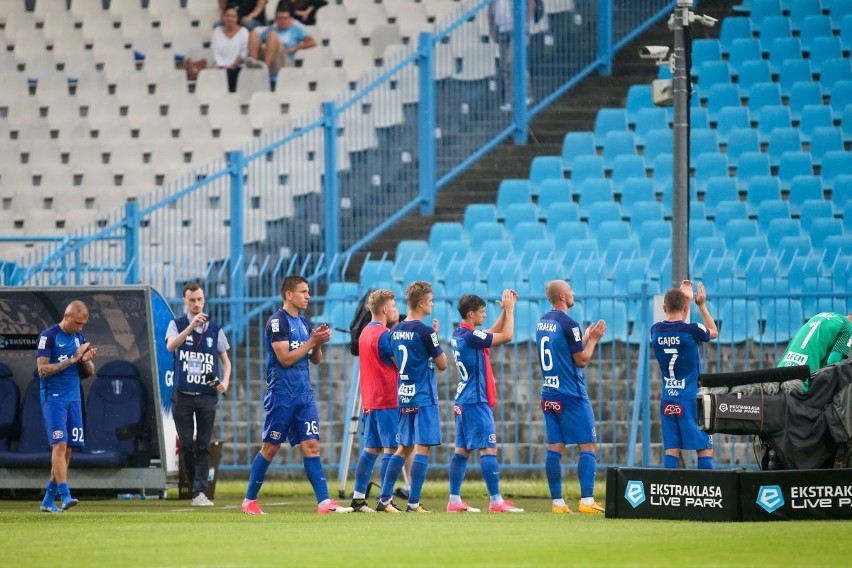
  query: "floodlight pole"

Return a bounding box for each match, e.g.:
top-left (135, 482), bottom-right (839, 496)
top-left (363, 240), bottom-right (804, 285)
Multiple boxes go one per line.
top-left (669, 0), bottom-right (693, 286)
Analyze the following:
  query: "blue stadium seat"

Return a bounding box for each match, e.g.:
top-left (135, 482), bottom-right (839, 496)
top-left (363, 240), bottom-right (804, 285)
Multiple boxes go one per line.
top-left (651, 154), bottom-right (674, 193)
top-left (809, 127), bottom-right (844, 166)
top-left (610, 155), bottom-right (647, 186)
top-left (841, 105), bottom-right (852, 142)
top-left (757, 199), bottom-right (792, 231)
top-left (823, 234), bottom-right (852, 265)
top-left (700, 257), bottom-right (737, 291)
top-left (632, 108), bottom-right (669, 147)
top-left (841, 14), bottom-right (852, 52)
top-left (569, 155), bottom-right (606, 184)
top-left (787, 175), bottom-right (824, 214)
top-left (393, 240), bottom-right (430, 282)
top-left (799, 15), bottom-right (836, 53)
top-left (496, 179), bottom-right (533, 218)
top-left (799, 104), bottom-right (834, 143)
top-left (691, 107), bottom-right (710, 129)
top-left (719, 17), bottom-right (754, 54)
top-left (770, 39), bottom-right (806, 79)
top-left (724, 128), bottom-right (760, 167)
top-left (755, 105), bottom-right (793, 142)
top-left (817, 58), bottom-right (852, 94)
top-left (830, 80), bottom-right (852, 118)
top-left (430, 300), bottom-right (457, 342)
top-left (831, 176), bottom-right (852, 211)
top-left (693, 154), bottom-right (731, 193)
top-left (692, 236), bottom-right (726, 264)
top-left (729, 38), bottom-right (765, 69)
top-left (562, 238), bottom-right (599, 270)
top-left (637, 218), bottom-right (671, 249)
top-left (787, 81), bottom-right (823, 121)
top-left (755, 298), bottom-right (804, 345)
top-left (745, 176), bottom-right (782, 214)
top-left (787, 252), bottom-right (830, 292)
top-left (359, 260), bottom-right (396, 293)
top-left (468, 222), bottom-right (507, 250)
top-left (820, 150), bottom-right (852, 189)
top-left (626, 84), bottom-right (654, 116)
top-left (510, 221), bottom-right (547, 252)
top-left (511, 300), bottom-right (541, 343)
top-left (544, 202), bottom-right (582, 233)
top-left (602, 130), bottom-right (638, 168)
top-left (689, 219), bottom-right (718, 248)
top-left (735, 151), bottom-right (771, 189)
top-left (778, 151), bottom-right (815, 190)
top-left (701, 176), bottom-right (740, 215)
top-left (593, 220), bottom-right (631, 252)
top-left (642, 128), bottom-right (673, 165)
top-left (757, 15), bottom-right (793, 43)
top-left (785, 0), bottom-right (823, 27)
top-left (767, 126), bottom-right (802, 166)
top-left (0, 378), bottom-right (50, 468)
top-left (486, 260), bottom-right (527, 297)
top-left (536, 179), bottom-right (574, 216)
top-left (827, 0), bottom-right (852, 20)
top-left (0, 364), bottom-right (19, 453)
top-left (613, 257), bottom-right (651, 295)
top-left (568, 258), bottom-right (609, 286)
top-left (696, 60), bottom-right (734, 91)
top-left (604, 237), bottom-right (642, 265)
top-left (809, 216), bottom-right (845, 250)
top-left (745, 0), bottom-right (783, 23)
top-left (723, 218), bottom-right (759, 248)
top-left (620, 178), bottom-right (657, 208)
top-left (428, 222), bottom-right (464, 253)
top-left (477, 239), bottom-right (514, 273)
top-left (777, 234), bottom-right (813, 261)
top-left (518, 239), bottom-right (558, 271)
top-left (690, 128), bottom-right (720, 162)
top-left (691, 39), bottom-right (723, 71)
top-left (646, 238), bottom-right (672, 266)
top-left (844, 198), bottom-right (852, 232)
top-left (528, 260), bottom-right (566, 298)
top-left (503, 202), bottom-right (539, 231)
top-left (434, 240), bottom-right (471, 280)
top-left (463, 203), bottom-right (498, 233)
top-left (628, 201), bottom-right (665, 232)
top-left (717, 298), bottom-right (760, 345)
top-left (528, 156), bottom-right (564, 195)
top-left (594, 108), bottom-right (629, 145)
top-left (576, 178), bottom-right (615, 209)
top-left (549, 220), bottom-right (590, 243)
top-left (802, 276), bottom-right (847, 315)
top-left (734, 235), bottom-right (771, 273)
top-left (401, 260), bottom-right (438, 286)
top-left (690, 200), bottom-right (707, 220)
top-left (714, 106), bottom-right (752, 143)
top-left (705, 83), bottom-right (742, 120)
top-left (585, 202), bottom-right (623, 232)
top-left (561, 131), bottom-right (597, 172)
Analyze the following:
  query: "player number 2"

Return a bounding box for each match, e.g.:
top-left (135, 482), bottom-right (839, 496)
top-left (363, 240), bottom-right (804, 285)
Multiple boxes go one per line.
top-left (396, 345), bottom-right (409, 374)
top-left (539, 336), bottom-right (553, 371)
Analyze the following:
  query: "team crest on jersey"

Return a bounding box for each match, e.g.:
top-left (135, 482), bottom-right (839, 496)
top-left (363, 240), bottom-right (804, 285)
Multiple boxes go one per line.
top-left (270, 431), bottom-right (281, 440)
top-left (52, 430), bottom-right (63, 439)
top-left (38, 336), bottom-right (47, 350)
top-left (572, 327), bottom-right (581, 342)
top-left (271, 319), bottom-right (280, 333)
top-left (488, 434), bottom-right (497, 443)
top-left (111, 380), bottom-right (124, 396)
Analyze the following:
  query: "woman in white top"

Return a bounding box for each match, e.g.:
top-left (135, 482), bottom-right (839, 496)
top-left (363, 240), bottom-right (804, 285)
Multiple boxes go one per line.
top-left (186, 6), bottom-right (254, 92)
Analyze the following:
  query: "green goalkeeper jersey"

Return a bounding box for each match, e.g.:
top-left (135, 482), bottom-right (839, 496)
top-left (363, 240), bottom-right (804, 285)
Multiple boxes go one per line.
top-left (777, 312), bottom-right (852, 382)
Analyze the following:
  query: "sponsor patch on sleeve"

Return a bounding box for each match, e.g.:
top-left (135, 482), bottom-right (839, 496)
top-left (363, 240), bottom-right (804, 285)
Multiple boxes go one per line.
top-left (430, 332), bottom-right (440, 347)
top-left (572, 327), bottom-right (581, 342)
top-left (38, 336), bottom-right (47, 350)
top-left (473, 329), bottom-right (488, 340)
top-left (271, 319), bottom-right (280, 333)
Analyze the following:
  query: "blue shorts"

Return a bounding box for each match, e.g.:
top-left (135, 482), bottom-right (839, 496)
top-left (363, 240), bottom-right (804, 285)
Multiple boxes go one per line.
top-left (42, 399), bottom-right (85, 448)
top-left (398, 404), bottom-right (441, 447)
top-left (362, 408), bottom-right (399, 449)
top-left (453, 402), bottom-right (497, 450)
top-left (262, 391), bottom-right (321, 447)
top-left (541, 394), bottom-right (597, 445)
top-left (660, 400), bottom-right (713, 451)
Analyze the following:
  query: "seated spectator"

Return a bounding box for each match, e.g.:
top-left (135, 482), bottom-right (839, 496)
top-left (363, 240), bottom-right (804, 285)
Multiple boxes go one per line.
top-left (185, 5), bottom-right (254, 92)
top-left (249, 7), bottom-right (317, 79)
top-left (277, 0), bottom-right (328, 26)
top-left (220, 0), bottom-right (267, 31)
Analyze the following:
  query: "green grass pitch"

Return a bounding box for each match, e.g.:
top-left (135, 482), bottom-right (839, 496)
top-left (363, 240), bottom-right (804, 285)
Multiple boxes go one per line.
top-left (1, 479), bottom-right (850, 567)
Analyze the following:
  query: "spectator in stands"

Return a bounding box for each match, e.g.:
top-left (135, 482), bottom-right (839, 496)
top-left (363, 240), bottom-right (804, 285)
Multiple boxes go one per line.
top-left (376, 281), bottom-right (448, 513)
top-left (776, 311), bottom-right (852, 393)
top-left (651, 280), bottom-right (718, 470)
top-left (35, 300), bottom-right (98, 514)
top-left (185, 5), bottom-right (254, 91)
top-left (220, 0), bottom-right (267, 30)
top-left (242, 275), bottom-right (352, 515)
top-left (488, 0), bottom-right (536, 111)
top-left (166, 282), bottom-right (231, 508)
top-left (447, 290), bottom-right (524, 513)
top-left (349, 289), bottom-right (400, 513)
top-left (249, 6), bottom-right (317, 80)
top-left (277, 0), bottom-right (328, 26)
top-left (536, 280), bottom-right (607, 514)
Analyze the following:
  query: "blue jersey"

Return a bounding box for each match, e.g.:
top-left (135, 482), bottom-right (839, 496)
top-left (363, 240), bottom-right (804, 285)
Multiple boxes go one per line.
top-left (265, 308), bottom-right (314, 397)
top-left (36, 324), bottom-right (85, 402)
top-left (536, 310), bottom-right (588, 399)
top-left (451, 324), bottom-right (493, 405)
top-left (389, 319), bottom-right (443, 408)
top-left (650, 320), bottom-right (711, 402)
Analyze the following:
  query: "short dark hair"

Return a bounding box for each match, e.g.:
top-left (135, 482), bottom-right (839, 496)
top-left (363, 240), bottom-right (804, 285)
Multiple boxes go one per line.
top-left (663, 288), bottom-right (689, 313)
top-left (280, 275), bottom-right (308, 298)
top-left (182, 281), bottom-right (202, 296)
top-left (457, 294), bottom-right (486, 320)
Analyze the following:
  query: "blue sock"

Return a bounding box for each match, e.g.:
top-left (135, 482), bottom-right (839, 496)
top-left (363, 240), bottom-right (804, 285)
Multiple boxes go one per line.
top-left (545, 450), bottom-right (563, 500)
top-left (379, 452), bottom-right (393, 488)
top-left (577, 451), bottom-right (596, 499)
top-left (353, 451), bottom-right (378, 495)
top-left (42, 481), bottom-right (57, 505)
top-left (408, 454), bottom-right (429, 504)
top-left (448, 453), bottom-right (468, 496)
top-left (245, 452), bottom-right (271, 500)
top-left (57, 482), bottom-right (71, 500)
top-left (664, 454), bottom-right (679, 469)
top-left (480, 454), bottom-right (501, 498)
top-left (303, 456), bottom-right (330, 504)
top-left (697, 456), bottom-right (714, 470)
top-left (380, 454), bottom-right (405, 502)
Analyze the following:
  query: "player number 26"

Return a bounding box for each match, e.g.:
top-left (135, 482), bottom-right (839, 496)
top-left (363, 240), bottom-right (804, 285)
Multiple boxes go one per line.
top-left (304, 421), bottom-right (319, 436)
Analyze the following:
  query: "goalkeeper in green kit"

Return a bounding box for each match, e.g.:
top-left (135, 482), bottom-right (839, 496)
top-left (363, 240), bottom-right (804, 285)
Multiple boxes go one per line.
top-left (777, 311), bottom-right (852, 393)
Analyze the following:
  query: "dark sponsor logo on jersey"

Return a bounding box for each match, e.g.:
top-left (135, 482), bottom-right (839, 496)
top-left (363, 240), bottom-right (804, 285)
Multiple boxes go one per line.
top-left (663, 403), bottom-right (683, 416)
top-left (453, 405), bottom-right (462, 415)
top-left (542, 400), bottom-right (562, 413)
top-left (400, 407), bottom-right (419, 414)
top-left (363, 408), bottom-right (373, 414)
